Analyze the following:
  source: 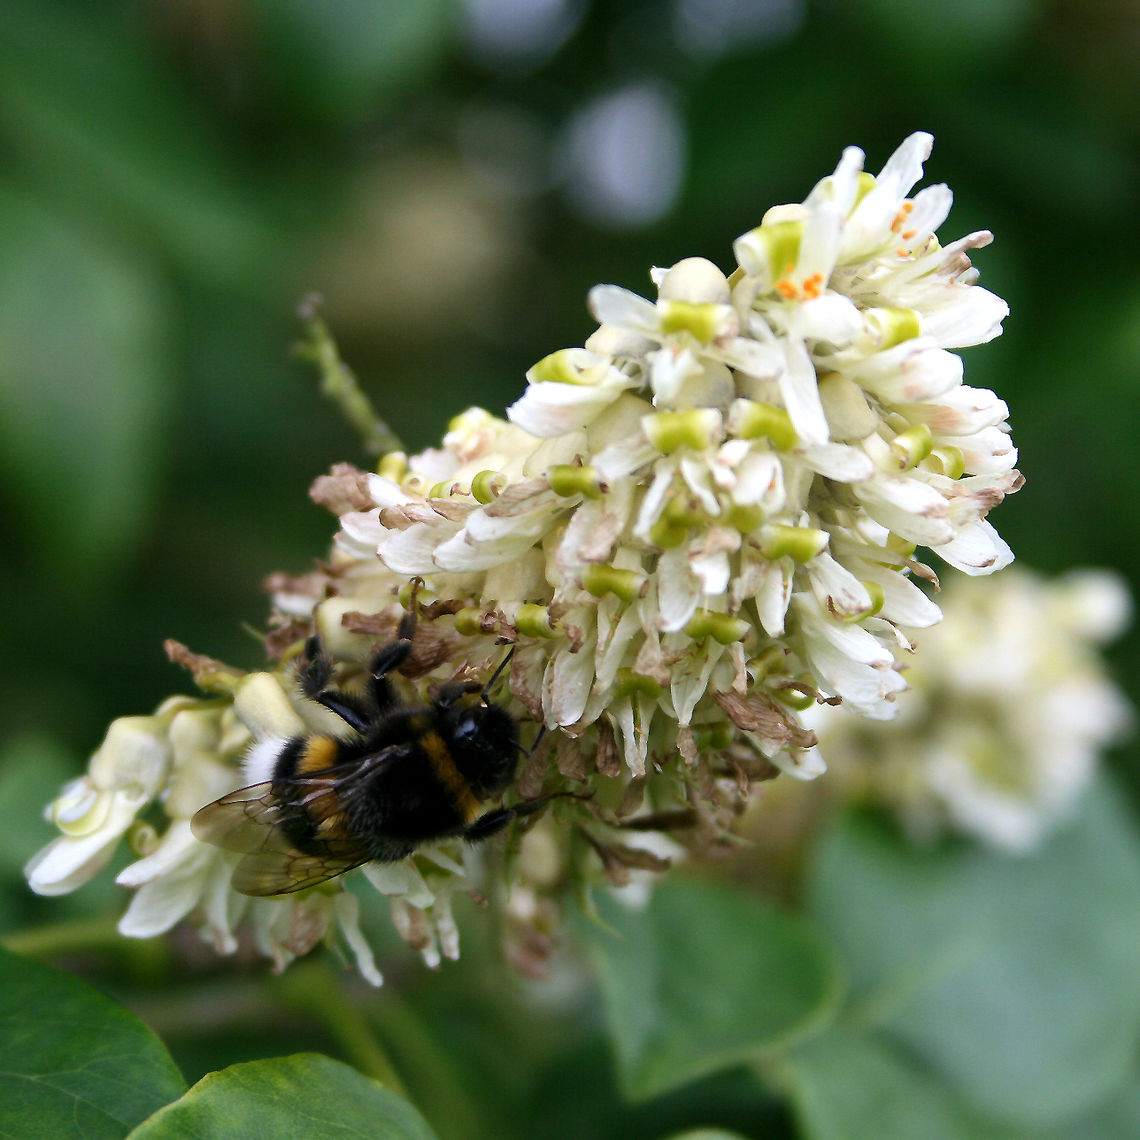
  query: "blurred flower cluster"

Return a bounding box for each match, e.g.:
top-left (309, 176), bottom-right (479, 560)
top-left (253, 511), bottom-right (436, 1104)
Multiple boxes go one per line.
top-left (814, 567), bottom-right (1132, 852)
top-left (27, 133), bottom-right (1024, 981)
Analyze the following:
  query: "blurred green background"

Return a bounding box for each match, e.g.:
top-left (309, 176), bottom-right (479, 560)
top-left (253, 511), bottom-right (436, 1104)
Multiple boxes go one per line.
top-left (2, 1), bottom-right (1139, 1137)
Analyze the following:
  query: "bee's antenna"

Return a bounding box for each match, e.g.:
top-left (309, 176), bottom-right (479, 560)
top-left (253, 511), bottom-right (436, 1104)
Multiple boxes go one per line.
top-left (481, 647), bottom-right (515, 705)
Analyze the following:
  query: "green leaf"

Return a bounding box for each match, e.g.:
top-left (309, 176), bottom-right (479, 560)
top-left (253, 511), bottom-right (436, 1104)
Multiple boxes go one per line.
top-left (1, 2), bottom-right (272, 285)
top-left (1057, 1076), bottom-right (1140, 1140)
top-left (0, 187), bottom-right (173, 580)
top-left (783, 1030), bottom-right (1021, 1140)
top-left (247, 0), bottom-right (454, 123)
top-left (808, 778), bottom-right (1140, 1129)
top-left (662, 1131), bottom-right (754, 1140)
top-left (127, 1054), bottom-right (439, 1140)
top-left (585, 877), bottom-right (843, 1100)
top-left (0, 947), bottom-right (186, 1139)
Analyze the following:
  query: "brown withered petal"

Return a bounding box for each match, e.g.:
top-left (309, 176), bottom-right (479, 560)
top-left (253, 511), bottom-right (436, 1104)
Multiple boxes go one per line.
top-left (714, 689), bottom-right (819, 751)
top-left (309, 463), bottom-right (375, 515)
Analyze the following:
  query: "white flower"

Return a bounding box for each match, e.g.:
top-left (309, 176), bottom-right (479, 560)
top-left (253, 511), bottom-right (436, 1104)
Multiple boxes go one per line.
top-left (25, 707), bottom-right (184, 896)
top-left (26, 131), bottom-right (1023, 975)
top-left (815, 567), bottom-right (1132, 851)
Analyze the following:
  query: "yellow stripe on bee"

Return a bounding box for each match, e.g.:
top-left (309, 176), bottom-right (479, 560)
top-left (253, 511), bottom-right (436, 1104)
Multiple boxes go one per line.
top-left (299, 736), bottom-right (341, 774)
top-left (421, 730), bottom-right (483, 824)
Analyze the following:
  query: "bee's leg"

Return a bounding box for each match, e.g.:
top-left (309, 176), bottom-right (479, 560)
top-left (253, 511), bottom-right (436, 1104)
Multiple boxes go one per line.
top-left (298, 635), bottom-right (374, 734)
top-left (434, 646), bottom-right (515, 710)
top-left (463, 792), bottom-right (577, 843)
top-left (367, 578), bottom-right (422, 709)
top-left (434, 680), bottom-right (482, 709)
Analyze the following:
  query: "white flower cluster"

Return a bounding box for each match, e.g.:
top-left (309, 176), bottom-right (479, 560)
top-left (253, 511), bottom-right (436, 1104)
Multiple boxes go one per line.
top-left (25, 674), bottom-right (469, 985)
top-left (25, 132), bottom-right (1022, 981)
top-left (333, 131), bottom-right (1018, 780)
top-left (813, 568), bottom-right (1132, 852)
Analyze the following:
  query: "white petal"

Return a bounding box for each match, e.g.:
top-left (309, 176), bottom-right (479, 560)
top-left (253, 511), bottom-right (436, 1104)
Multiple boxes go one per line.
top-left (753, 557), bottom-right (794, 637)
top-left (930, 519), bottom-right (1014, 575)
top-left (855, 476), bottom-right (955, 547)
top-left (806, 144), bottom-right (865, 215)
top-left (507, 383), bottom-right (618, 436)
top-left (797, 200), bottom-right (843, 282)
top-left (807, 552), bottom-right (873, 618)
top-left (768, 743), bottom-right (827, 780)
top-left (717, 337), bottom-right (783, 380)
top-left (779, 336), bottom-right (830, 446)
top-left (907, 284), bottom-right (1009, 348)
top-left (365, 475), bottom-right (410, 509)
top-left (335, 891), bottom-right (383, 986)
top-left (656, 546), bottom-right (702, 632)
top-left (842, 132), bottom-right (932, 261)
top-left (902, 183), bottom-right (953, 243)
top-left (378, 524), bottom-right (450, 575)
top-left (792, 293), bottom-right (862, 347)
top-left (866, 566), bottom-right (943, 628)
top-left (544, 639), bottom-right (597, 727)
top-left (671, 644), bottom-right (725, 726)
top-left (913, 386), bottom-right (1009, 434)
top-left (853, 342), bottom-right (963, 404)
top-left (362, 859), bottom-right (435, 908)
top-left (796, 442), bottom-right (875, 483)
top-left (588, 284), bottom-right (660, 333)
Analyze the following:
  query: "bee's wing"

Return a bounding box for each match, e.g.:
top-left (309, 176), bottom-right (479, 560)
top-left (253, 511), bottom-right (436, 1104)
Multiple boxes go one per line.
top-left (230, 847), bottom-right (370, 897)
top-left (191, 744), bottom-right (411, 897)
top-left (190, 781), bottom-right (300, 855)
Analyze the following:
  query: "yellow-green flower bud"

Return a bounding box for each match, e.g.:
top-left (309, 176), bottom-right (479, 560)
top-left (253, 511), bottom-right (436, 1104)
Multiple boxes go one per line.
top-left (548, 464), bottom-right (606, 499)
top-left (378, 451), bottom-right (409, 481)
top-left (927, 446), bottom-right (966, 479)
top-left (747, 646), bottom-right (787, 681)
top-left (759, 524), bottom-right (829, 562)
top-left (642, 408), bottom-right (722, 454)
top-left (453, 607), bottom-right (484, 637)
top-left (772, 682), bottom-right (816, 712)
top-left (864, 307), bottom-right (921, 348)
top-left (582, 564), bottom-right (648, 602)
top-left (529, 348), bottom-right (600, 386)
top-left (649, 518), bottom-right (690, 549)
top-left (516, 604), bottom-right (561, 639)
top-left (613, 668), bottom-right (663, 700)
top-left (693, 723), bottom-right (735, 751)
top-left (402, 472), bottom-right (431, 496)
top-left (726, 399), bottom-right (797, 449)
top-left (684, 610), bottom-right (751, 645)
top-left (726, 503), bottom-right (766, 535)
top-left (471, 470), bottom-right (508, 503)
top-left (890, 423), bottom-right (934, 470)
top-left (741, 219), bottom-right (804, 283)
top-left (659, 300), bottom-right (731, 344)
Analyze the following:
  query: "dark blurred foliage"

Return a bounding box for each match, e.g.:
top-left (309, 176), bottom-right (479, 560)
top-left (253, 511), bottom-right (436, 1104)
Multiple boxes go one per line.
top-left (3, 0), bottom-right (1138, 756)
top-left (1, 0), bottom-right (1139, 1136)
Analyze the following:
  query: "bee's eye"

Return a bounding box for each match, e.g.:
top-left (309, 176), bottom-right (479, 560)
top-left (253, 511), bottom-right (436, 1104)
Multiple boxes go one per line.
top-left (452, 709), bottom-right (482, 742)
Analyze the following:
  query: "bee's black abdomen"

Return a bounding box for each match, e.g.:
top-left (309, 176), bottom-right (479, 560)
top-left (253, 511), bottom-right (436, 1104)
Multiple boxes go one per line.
top-left (272, 736), bottom-right (332, 856)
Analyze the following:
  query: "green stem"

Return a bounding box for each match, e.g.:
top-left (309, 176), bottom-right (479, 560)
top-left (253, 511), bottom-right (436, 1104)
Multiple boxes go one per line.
top-left (275, 958), bottom-right (409, 1096)
top-left (1, 915), bottom-right (125, 958)
top-left (293, 296), bottom-right (405, 457)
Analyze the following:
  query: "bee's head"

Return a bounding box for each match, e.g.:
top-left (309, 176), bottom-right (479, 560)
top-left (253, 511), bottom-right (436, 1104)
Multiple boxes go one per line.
top-left (444, 701), bottom-right (520, 798)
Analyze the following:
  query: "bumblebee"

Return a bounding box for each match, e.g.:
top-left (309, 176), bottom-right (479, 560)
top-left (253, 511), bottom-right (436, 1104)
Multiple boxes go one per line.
top-left (191, 593), bottom-right (545, 897)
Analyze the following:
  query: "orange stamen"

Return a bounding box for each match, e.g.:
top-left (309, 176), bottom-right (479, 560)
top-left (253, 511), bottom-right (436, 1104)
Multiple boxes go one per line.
top-left (889, 201), bottom-right (915, 233)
